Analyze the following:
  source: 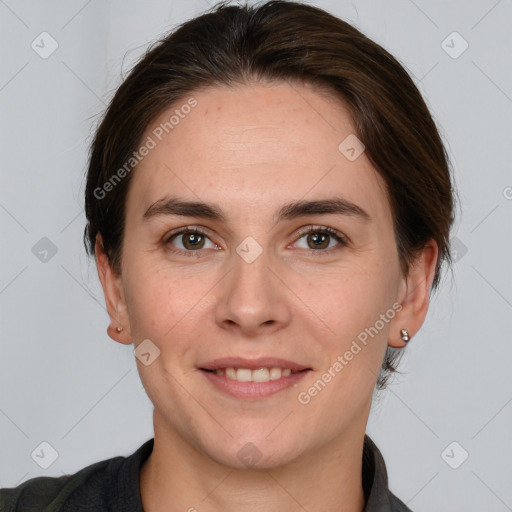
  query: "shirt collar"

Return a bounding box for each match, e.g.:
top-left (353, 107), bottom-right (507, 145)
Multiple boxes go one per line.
top-left (362, 435), bottom-right (411, 511)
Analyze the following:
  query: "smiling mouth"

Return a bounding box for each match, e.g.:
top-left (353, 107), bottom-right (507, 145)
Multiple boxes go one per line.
top-left (201, 367), bottom-right (310, 383)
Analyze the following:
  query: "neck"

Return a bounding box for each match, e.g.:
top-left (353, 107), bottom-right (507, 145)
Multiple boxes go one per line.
top-left (140, 411), bottom-right (367, 512)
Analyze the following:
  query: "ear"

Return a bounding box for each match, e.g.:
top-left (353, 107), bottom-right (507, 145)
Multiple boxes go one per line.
top-left (95, 233), bottom-right (132, 345)
top-left (388, 240), bottom-right (439, 348)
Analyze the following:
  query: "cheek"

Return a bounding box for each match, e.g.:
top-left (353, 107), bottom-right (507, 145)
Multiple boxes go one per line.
top-left (298, 270), bottom-right (394, 401)
top-left (291, 257), bottom-right (396, 332)
top-left (122, 257), bottom-right (213, 345)
top-left (291, 261), bottom-right (398, 397)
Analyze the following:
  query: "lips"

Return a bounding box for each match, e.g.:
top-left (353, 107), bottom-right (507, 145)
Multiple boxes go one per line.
top-left (199, 356), bottom-right (311, 373)
top-left (198, 357), bottom-right (312, 398)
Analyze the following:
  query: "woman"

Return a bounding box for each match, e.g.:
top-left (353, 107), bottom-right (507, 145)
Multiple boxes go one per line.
top-left (0, 1), bottom-right (454, 510)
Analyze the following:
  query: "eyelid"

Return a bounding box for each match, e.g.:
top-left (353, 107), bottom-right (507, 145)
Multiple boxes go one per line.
top-left (292, 225), bottom-right (347, 242)
top-left (164, 225), bottom-right (216, 243)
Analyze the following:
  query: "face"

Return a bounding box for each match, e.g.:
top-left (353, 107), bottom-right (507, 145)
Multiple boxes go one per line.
top-left (98, 80), bottom-right (434, 469)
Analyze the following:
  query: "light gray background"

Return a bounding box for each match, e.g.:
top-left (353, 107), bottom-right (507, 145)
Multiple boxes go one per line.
top-left (1, 1), bottom-right (511, 510)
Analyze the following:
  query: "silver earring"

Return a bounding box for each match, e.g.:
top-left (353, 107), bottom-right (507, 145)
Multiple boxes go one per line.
top-left (400, 329), bottom-right (409, 342)
top-left (116, 326), bottom-right (123, 333)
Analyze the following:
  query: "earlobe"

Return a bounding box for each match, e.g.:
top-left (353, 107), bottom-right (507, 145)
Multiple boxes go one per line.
top-left (388, 241), bottom-right (439, 348)
top-left (387, 325), bottom-right (411, 349)
top-left (95, 234), bottom-right (132, 345)
top-left (106, 323), bottom-right (132, 345)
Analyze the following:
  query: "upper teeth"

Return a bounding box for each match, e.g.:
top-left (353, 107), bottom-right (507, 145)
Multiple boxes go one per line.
top-left (215, 367), bottom-right (292, 382)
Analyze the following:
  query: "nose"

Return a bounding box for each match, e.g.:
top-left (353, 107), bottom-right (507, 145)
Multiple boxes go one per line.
top-left (214, 246), bottom-right (292, 337)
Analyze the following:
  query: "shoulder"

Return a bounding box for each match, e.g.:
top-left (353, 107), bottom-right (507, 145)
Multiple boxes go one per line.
top-left (0, 457), bottom-right (117, 512)
top-left (0, 439), bottom-right (153, 512)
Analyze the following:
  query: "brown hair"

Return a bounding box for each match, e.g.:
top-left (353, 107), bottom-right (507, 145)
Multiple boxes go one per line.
top-left (83, 0), bottom-right (455, 388)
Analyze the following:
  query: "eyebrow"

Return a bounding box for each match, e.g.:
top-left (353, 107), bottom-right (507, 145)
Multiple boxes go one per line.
top-left (142, 196), bottom-right (371, 223)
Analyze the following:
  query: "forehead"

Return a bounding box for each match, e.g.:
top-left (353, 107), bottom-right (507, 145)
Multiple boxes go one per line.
top-left (125, 81), bottom-right (391, 224)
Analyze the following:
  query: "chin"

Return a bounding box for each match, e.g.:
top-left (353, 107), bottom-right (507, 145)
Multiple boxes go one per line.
top-left (202, 429), bottom-right (306, 470)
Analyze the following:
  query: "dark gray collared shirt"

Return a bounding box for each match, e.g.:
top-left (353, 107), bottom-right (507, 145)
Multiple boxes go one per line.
top-left (362, 436), bottom-right (412, 511)
top-left (0, 435), bottom-right (412, 511)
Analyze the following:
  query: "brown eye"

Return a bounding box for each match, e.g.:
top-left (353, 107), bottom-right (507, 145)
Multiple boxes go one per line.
top-left (181, 232), bottom-right (205, 250)
top-left (306, 232), bottom-right (330, 249)
top-left (166, 228), bottom-right (217, 253)
top-left (293, 227), bottom-right (347, 252)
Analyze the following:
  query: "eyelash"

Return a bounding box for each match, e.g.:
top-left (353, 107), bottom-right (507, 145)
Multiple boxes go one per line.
top-left (163, 225), bottom-right (347, 257)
